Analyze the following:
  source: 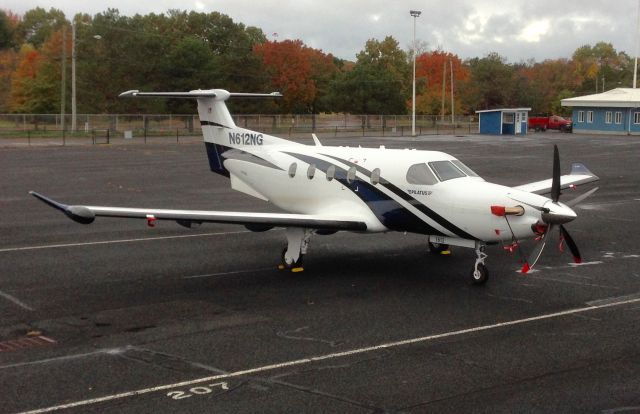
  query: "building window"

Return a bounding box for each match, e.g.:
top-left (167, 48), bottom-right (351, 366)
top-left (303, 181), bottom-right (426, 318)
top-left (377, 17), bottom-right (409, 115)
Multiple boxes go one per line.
top-left (605, 111), bottom-right (612, 124)
top-left (615, 112), bottom-right (622, 124)
top-left (503, 113), bottom-right (514, 124)
top-left (586, 111), bottom-right (594, 123)
top-left (634, 112), bottom-right (640, 124)
top-left (577, 111), bottom-right (584, 123)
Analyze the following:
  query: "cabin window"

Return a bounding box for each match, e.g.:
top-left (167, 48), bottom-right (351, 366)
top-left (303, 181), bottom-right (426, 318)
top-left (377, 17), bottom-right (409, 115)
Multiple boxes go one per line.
top-left (428, 160), bottom-right (466, 182)
top-left (451, 160), bottom-right (479, 177)
top-left (371, 168), bottom-right (381, 185)
top-left (406, 163), bottom-right (438, 185)
top-left (307, 164), bottom-right (316, 179)
top-left (346, 166), bottom-right (357, 184)
top-left (288, 162), bottom-right (297, 178)
top-left (615, 112), bottom-right (622, 124)
top-left (605, 111), bottom-right (612, 124)
top-left (326, 165), bottom-right (335, 181)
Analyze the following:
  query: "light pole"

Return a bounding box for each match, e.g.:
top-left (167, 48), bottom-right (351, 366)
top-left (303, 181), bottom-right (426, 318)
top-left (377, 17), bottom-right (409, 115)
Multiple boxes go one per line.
top-left (410, 10), bottom-right (421, 136)
top-left (71, 21), bottom-right (101, 132)
top-left (71, 22), bottom-right (76, 132)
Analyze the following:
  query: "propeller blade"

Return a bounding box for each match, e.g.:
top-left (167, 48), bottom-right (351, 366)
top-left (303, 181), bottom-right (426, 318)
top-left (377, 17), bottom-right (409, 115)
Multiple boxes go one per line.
top-left (551, 145), bottom-right (561, 203)
top-left (565, 187), bottom-right (599, 208)
top-left (559, 225), bottom-right (582, 264)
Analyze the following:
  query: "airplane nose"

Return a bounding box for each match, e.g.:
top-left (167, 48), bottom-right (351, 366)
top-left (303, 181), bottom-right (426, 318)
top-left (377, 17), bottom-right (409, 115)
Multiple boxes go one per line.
top-left (541, 201), bottom-right (577, 225)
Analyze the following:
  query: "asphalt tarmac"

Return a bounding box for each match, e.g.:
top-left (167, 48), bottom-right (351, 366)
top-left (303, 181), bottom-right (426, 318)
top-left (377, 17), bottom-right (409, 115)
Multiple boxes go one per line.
top-left (1, 132), bottom-right (639, 413)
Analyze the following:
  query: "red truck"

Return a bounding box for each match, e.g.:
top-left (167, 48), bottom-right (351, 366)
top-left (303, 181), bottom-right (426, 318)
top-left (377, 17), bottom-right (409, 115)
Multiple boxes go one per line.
top-left (528, 115), bottom-right (572, 132)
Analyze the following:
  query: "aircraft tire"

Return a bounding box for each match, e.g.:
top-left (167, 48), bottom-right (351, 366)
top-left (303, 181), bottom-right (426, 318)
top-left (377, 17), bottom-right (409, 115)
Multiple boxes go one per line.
top-left (470, 263), bottom-right (489, 285)
top-left (280, 248), bottom-right (303, 270)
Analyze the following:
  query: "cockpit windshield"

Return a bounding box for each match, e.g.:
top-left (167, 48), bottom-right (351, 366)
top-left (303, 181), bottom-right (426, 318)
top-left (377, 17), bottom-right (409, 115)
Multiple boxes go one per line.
top-left (428, 161), bottom-right (465, 181)
top-left (406, 160), bottom-right (481, 184)
top-left (451, 160), bottom-right (479, 177)
top-left (427, 160), bottom-right (480, 182)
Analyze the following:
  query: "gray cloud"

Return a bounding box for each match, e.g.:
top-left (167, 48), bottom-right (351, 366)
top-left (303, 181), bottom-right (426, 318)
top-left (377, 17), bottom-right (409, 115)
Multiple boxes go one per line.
top-left (3, 0), bottom-right (639, 62)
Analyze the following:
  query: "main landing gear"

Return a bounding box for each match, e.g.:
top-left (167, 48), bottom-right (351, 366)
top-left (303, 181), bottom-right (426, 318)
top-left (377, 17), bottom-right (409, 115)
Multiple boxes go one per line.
top-left (278, 228), bottom-right (314, 273)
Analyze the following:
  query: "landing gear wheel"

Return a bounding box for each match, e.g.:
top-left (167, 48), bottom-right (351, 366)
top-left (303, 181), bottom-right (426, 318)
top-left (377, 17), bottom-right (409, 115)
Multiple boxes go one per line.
top-left (278, 248), bottom-right (304, 272)
top-left (429, 242), bottom-right (451, 255)
top-left (470, 263), bottom-right (489, 285)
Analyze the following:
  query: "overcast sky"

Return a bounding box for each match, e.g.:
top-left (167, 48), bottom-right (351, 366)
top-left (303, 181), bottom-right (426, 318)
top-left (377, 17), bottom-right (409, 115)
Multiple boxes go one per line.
top-left (4, 0), bottom-right (640, 62)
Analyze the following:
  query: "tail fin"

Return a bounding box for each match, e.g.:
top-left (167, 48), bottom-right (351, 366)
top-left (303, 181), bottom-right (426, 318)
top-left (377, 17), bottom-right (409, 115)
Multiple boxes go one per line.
top-left (120, 89), bottom-right (282, 176)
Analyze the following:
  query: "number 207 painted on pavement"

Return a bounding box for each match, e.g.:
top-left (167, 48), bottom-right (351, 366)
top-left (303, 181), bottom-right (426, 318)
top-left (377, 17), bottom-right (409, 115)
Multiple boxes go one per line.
top-left (167, 382), bottom-right (229, 400)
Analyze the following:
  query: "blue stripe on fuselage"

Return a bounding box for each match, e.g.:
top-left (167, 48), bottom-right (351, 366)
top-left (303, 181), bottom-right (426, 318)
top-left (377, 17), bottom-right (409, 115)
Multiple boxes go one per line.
top-left (284, 152), bottom-right (445, 235)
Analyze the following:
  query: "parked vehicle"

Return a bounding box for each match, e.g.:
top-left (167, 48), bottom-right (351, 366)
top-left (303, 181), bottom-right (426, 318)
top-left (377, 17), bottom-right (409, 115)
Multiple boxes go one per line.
top-left (528, 115), bottom-right (572, 132)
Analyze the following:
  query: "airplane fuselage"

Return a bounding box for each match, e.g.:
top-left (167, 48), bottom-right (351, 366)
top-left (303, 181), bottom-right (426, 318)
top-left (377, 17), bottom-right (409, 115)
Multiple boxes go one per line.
top-left (215, 127), bottom-right (552, 245)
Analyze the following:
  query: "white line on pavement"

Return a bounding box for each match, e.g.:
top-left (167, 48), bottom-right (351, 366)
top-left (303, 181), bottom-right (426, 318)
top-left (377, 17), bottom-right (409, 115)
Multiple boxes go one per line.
top-left (17, 296), bottom-right (640, 414)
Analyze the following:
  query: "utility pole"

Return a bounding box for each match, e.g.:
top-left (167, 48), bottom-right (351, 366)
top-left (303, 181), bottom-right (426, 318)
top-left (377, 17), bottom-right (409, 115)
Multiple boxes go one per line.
top-left (441, 60), bottom-right (446, 121)
top-left (450, 58), bottom-right (454, 125)
top-left (60, 25), bottom-right (66, 133)
top-left (71, 21), bottom-right (77, 132)
top-left (635, 0), bottom-right (640, 88)
top-left (410, 10), bottom-right (421, 136)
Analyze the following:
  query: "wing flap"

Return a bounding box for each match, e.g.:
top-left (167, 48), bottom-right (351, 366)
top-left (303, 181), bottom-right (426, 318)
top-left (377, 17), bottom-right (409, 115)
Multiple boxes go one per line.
top-left (513, 163), bottom-right (599, 195)
top-left (30, 192), bottom-right (366, 231)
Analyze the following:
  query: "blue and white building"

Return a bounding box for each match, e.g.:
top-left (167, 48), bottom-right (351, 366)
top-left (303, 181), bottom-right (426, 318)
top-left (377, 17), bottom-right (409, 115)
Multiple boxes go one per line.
top-left (475, 108), bottom-right (530, 135)
top-left (561, 88), bottom-right (640, 135)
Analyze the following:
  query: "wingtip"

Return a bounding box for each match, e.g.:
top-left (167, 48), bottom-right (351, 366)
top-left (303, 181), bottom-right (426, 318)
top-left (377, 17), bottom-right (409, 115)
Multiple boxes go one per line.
top-left (118, 90), bottom-right (139, 97)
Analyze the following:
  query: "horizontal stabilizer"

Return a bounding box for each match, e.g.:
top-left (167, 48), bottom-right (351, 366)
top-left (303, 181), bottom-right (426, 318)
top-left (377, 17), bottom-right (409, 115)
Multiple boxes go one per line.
top-left (119, 89), bottom-right (282, 101)
top-left (513, 163), bottom-right (599, 195)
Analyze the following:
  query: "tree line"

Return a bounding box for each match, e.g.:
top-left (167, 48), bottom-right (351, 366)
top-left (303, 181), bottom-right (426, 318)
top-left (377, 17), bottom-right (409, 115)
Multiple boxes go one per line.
top-left (0, 7), bottom-right (635, 116)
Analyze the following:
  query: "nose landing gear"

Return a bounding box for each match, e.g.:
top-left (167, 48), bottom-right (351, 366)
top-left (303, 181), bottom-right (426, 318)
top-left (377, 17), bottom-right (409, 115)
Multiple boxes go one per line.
top-left (471, 243), bottom-right (489, 285)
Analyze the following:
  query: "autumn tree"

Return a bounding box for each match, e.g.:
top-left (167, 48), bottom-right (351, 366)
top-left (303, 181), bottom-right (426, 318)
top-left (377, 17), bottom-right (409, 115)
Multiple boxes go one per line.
top-left (414, 50), bottom-right (469, 115)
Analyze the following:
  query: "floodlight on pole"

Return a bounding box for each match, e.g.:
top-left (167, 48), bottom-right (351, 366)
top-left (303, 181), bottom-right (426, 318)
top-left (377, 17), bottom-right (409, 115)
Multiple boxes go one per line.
top-left (410, 10), bottom-right (421, 136)
top-left (71, 22), bottom-right (102, 132)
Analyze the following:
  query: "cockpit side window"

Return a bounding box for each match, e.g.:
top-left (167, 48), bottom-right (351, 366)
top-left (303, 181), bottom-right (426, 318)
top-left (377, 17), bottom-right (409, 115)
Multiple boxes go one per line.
top-left (428, 160), bottom-right (466, 181)
top-left (406, 163), bottom-right (438, 185)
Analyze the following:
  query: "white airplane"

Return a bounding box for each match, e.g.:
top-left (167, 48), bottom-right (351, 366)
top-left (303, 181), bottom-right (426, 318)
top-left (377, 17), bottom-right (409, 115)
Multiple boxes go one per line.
top-left (31, 89), bottom-right (599, 284)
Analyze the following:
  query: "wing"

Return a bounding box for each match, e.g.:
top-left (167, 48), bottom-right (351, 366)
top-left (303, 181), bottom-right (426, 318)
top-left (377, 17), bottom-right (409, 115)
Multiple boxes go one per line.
top-left (29, 192), bottom-right (367, 232)
top-left (512, 163), bottom-right (599, 195)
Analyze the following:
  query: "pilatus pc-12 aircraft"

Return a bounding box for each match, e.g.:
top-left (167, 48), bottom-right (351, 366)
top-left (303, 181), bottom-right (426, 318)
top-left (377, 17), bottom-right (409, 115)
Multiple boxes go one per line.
top-left (31, 89), bottom-right (599, 284)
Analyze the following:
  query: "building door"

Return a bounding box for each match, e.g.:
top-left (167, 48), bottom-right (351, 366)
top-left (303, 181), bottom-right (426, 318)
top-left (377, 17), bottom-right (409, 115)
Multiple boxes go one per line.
top-left (515, 112), bottom-right (522, 134)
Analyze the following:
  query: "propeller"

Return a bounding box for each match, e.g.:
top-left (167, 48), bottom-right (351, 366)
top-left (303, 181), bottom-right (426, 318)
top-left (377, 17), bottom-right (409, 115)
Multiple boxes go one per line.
top-left (520, 145), bottom-right (596, 273)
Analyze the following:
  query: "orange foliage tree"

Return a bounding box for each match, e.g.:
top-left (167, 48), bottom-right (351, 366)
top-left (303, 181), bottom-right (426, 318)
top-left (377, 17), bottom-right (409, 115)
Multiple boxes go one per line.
top-left (10, 27), bottom-right (69, 113)
top-left (254, 39), bottom-right (337, 113)
top-left (413, 50), bottom-right (468, 116)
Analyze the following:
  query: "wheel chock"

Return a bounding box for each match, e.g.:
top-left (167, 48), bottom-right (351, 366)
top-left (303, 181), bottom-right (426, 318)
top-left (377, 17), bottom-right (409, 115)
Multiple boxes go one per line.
top-left (291, 266), bottom-right (304, 273)
top-left (440, 250), bottom-right (451, 255)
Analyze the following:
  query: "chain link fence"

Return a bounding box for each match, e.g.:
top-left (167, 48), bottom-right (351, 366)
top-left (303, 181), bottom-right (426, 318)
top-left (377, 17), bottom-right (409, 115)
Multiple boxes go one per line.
top-left (0, 113), bottom-right (479, 146)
